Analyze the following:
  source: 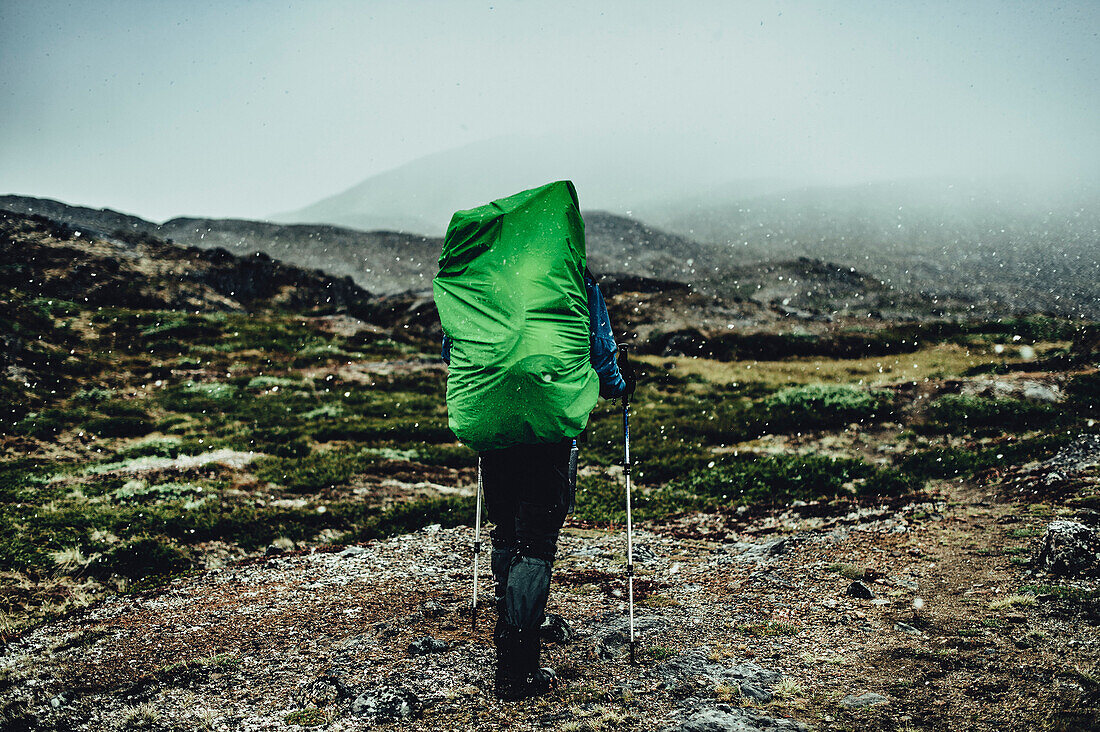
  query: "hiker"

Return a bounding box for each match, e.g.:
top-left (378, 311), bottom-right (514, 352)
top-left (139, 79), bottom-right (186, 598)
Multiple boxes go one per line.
top-left (435, 181), bottom-right (635, 700)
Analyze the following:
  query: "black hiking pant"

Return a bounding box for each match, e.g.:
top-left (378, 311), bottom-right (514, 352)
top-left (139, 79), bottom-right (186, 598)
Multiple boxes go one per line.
top-left (480, 437), bottom-right (572, 631)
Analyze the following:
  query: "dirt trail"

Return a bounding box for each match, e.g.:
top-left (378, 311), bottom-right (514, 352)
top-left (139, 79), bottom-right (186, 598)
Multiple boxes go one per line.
top-left (2, 466), bottom-right (1096, 732)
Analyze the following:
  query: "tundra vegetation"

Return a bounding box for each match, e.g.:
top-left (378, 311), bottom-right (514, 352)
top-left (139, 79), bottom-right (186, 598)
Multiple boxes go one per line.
top-left (3, 280), bottom-right (1095, 630)
top-left (2, 213), bottom-right (1098, 730)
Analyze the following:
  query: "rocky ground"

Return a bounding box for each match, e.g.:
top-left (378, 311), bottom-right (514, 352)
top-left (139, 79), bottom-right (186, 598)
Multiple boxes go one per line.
top-left (2, 440), bottom-right (1098, 732)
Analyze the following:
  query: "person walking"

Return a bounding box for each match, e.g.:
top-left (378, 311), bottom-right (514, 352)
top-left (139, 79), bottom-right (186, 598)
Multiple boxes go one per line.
top-left (435, 181), bottom-right (634, 700)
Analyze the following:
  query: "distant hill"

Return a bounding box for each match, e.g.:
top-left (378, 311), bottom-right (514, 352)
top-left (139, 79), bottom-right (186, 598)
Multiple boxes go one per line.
top-left (1, 194), bottom-right (727, 295)
top-left (0, 195), bottom-right (439, 295)
top-left (639, 179), bottom-right (1100, 319)
top-left (2, 192), bottom-right (1089, 319)
top-left (0, 209), bottom-right (373, 315)
top-left (263, 140), bottom-right (1100, 319)
top-left (268, 134), bottom-right (741, 234)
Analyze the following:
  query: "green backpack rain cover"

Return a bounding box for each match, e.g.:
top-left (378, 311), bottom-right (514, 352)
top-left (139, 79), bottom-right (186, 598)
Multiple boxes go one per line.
top-left (434, 180), bottom-right (599, 452)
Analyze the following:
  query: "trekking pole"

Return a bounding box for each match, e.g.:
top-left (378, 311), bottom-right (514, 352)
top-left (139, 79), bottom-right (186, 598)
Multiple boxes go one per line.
top-left (471, 456), bottom-right (483, 630)
top-left (618, 344), bottom-right (636, 665)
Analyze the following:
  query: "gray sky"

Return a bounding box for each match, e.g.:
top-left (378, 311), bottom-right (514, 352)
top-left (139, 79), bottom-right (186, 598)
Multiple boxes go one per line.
top-left (1, 0), bottom-right (1097, 222)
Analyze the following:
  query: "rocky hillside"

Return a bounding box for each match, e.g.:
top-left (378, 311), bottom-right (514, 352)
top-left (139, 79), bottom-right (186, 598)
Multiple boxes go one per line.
top-left (0, 195), bottom-right (440, 296)
top-left (643, 181), bottom-right (1100, 320)
top-left (0, 194), bottom-right (1065, 319)
top-left (1, 200), bottom-right (1098, 730)
top-left (0, 211), bottom-right (373, 315)
top-left (2, 437), bottom-right (1098, 730)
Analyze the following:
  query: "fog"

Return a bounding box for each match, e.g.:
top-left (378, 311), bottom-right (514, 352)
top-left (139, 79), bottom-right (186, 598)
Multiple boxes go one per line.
top-left (1, 0), bottom-right (1097, 223)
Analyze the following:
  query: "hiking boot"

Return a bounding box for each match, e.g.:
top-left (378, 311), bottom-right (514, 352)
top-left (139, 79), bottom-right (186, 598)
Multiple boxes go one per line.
top-left (493, 624), bottom-right (557, 701)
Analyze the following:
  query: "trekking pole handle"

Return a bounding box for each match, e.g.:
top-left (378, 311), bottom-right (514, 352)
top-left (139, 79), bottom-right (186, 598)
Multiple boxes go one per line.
top-left (617, 342), bottom-right (632, 407)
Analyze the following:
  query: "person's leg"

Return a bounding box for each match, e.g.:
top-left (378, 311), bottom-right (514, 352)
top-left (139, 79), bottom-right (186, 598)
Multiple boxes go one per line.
top-left (503, 438), bottom-right (571, 628)
top-left (478, 449), bottom-right (518, 623)
top-left (497, 438), bottom-right (571, 698)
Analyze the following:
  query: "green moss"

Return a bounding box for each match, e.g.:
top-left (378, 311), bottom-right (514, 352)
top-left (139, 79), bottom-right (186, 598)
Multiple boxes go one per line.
top-left (923, 394), bottom-right (1056, 433)
top-left (1065, 372), bottom-right (1100, 416)
top-left (763, 383), bottom-right (894, 429)
top-left (84, 415), bottom-right (153, 438)
top-left (284, 708), bottom-right (326, 727)
top-left (254, 448), bottom-right (378, 492)
top-left (666, 453), bottom-right (871, 506)
top-left (899, 433), bottom-right (1073, 479)
top-left (93, 535), bottom-right (192, 579)
top-left (1017, 584), bottom-right (1100, 602)
top-left (11, 407), bottom-right (86, 438)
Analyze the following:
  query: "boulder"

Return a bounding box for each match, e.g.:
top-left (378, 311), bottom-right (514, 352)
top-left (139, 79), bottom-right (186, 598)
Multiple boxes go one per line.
top-left (840, 692), bottom-right (890, 708)
top-left (350, 687), bottom-right (420, 722)
top-left (846, 581), bottom-right (874, 599)
top-left (407, 636), bottom-right (450, 656)
top-left (1031, 520), bottom-right (1100, 576)
top-left (540, 613), bottom-right (575, 644)
top-left (660, 705), bottom-right (809, 732)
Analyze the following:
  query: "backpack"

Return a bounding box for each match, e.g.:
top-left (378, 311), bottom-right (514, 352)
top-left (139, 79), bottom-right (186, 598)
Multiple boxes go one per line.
top-left (433, 180), bottom-right (599, 451)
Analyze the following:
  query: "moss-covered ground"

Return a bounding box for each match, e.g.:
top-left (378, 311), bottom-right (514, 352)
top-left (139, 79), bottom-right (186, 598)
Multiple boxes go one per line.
top-left (1, 295), bottom-right (1097, 644)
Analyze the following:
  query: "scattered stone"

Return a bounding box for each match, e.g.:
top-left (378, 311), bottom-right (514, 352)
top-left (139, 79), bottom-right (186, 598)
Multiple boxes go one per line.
top-left (408, 636), bottom-right (450, 656)
top-left (660, 705), bottom-right (810, 731)
top-left (419, 600), bottom-right (446, 618)
top-left (337, 545), bottom-right (368, 558)
top-left (894, 622), bottom-right (922, 636)
top-left (654, 648), bottom-right (783, 699)
top-left (350, 687), bottom-right (421, 722)
top-left (299, 675), bottom-right (350, 707)
top-left (1036, 434), bottom-right (1100, 475)
top-left (738, 683), bottom-right (772, 702)
top-left (846, 581), bottom-right (874, 599)
top-left (891, 576), bottom-right (919, 590)
top-left (540, 613), bottom-right (575, 644)
top-left (594, 614), bottom-right (670, 659)
top-left (840, 692), bottom-right (890, 708)
top-left (733, 538), bottom-right (792, 564)
top-left (1031, 520), bottom-right (1100, 576)
top-left (337, 632), bottom-right (375, 651)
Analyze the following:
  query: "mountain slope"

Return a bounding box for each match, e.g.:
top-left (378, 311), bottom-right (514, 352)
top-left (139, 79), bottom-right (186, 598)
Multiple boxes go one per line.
top-left (643, 180), bottom-right (1100, 318)
top-left (0, 195), bottom-right (440, 295)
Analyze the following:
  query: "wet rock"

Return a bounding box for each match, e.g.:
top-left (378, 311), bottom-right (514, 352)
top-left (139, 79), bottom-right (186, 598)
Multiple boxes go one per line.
top-left (350, 687), bottom-right (420, 722)
top-left (572, 545), bottom-right (611, 559)
top-left (299, 675), bottom-right (351, 707)
top-left (1036, 434), bottom-right (1100, 475)
top-left (540, 613), bottom-right (575, 644)
top-left (654, 648), bottom-right (782, 698)
top-left (660, 705), bottom-right (810, 731)
top-left (1031, 520), bottom-right (1100, 576)
top-left (419, 600), bottom-right (446, 618)
top-left (961, 378), bottom-right (1063, 404)
top-left (846, 581), bottom-right (874, 599)
top-left (594, 614), bottom-right (670, 659)
top-left (840, 692), bottom-right (890, 708)
top-left (730, 538), bottom-right (791, 564)
top-left (738, 683), bottom-right (772, 702)
top-left (894, 622), bottom-right (922, 636)
top-left (338, 632), bottom-right (376, 650)
top-left (408, 636), bottom-right (450, 656)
